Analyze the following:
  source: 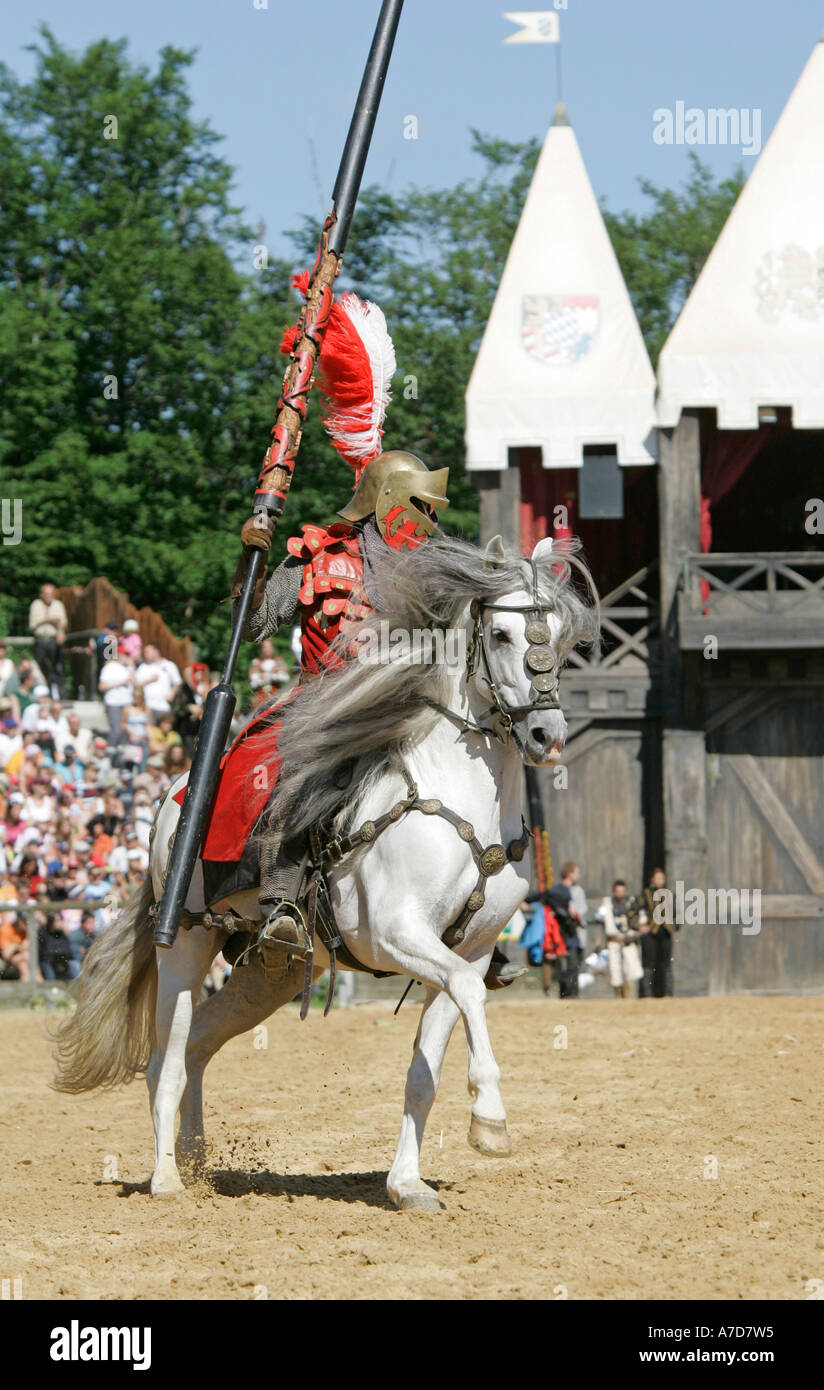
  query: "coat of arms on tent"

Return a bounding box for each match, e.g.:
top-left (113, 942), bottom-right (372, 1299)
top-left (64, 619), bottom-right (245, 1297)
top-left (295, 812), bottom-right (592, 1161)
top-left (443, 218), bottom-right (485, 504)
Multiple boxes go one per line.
top-left (521, 294), bottom-right (599, 364)
top-left (754, 245), bottom-right (824, 323)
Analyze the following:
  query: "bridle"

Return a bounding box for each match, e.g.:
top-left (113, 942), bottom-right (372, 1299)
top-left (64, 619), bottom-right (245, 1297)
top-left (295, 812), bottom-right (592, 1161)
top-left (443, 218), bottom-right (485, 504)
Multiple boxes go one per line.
top-left (428, 557), bottom-right (563, 751)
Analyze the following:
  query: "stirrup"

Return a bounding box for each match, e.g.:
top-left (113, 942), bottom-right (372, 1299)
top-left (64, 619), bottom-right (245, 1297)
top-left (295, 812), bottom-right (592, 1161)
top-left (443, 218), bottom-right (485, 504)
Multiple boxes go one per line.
top-left (257, 901), bottom-right (312, 963)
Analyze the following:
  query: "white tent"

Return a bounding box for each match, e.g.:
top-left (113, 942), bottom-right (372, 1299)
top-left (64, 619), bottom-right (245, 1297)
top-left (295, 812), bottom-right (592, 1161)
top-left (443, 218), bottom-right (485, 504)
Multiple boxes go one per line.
top-left (465, 104), bottom-right (657, 471)
top-left (658, 38), bottom-right (824, 430)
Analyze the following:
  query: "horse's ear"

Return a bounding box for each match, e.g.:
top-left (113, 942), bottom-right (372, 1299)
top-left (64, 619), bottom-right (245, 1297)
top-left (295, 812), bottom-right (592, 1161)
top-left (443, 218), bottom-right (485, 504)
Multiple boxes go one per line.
top-left (532, 537), bottom-right (554, 565)
top-left (484, 535), bottom-right (506, 567)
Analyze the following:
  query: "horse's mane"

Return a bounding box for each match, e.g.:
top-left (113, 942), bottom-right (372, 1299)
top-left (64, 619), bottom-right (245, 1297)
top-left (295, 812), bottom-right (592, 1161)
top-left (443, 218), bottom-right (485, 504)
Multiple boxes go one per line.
top-left (270, 533), bottom-right (599, 840)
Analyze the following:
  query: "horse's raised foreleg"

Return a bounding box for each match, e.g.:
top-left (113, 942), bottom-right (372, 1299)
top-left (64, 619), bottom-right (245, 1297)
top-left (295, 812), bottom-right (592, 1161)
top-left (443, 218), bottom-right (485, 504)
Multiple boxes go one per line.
top-left (147, 926), bottom-right (215, 1197)
top-left (177, 954), bottom-right (313, 1165)
top-left (375, 927), bottom-right (509, 1208)
top-left (387, 986), bottom-right (460, 1211)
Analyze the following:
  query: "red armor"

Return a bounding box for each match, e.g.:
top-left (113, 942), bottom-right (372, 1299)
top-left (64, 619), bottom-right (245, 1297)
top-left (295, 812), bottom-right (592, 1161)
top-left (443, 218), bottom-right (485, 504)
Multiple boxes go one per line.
top-left (286, 521), bottom-right (371, 674)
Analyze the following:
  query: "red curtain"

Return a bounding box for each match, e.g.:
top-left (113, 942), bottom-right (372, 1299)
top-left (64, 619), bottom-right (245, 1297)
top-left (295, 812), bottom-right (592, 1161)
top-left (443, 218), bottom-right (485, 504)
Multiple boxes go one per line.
top-left (699, 422), bottom-right (775, 553)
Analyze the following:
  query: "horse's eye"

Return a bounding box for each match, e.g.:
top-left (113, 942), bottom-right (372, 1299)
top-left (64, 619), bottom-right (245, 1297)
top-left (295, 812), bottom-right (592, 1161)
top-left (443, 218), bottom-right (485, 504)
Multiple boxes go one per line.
top-left (492, 629), bottom-right (509, 644)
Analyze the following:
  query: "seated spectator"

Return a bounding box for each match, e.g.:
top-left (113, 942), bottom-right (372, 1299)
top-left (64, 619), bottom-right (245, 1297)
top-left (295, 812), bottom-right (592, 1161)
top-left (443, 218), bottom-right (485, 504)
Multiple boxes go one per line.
top-left (148, 713), bottom-right (181, 759)
top-left (55, 711), bottom-right (93, 763)
top-left (0, 911), bottom-right (30, 981)
top-left (2, 796), bottom-right (26, 851)
top-left (12, 846), bottom-right (47, 897)
top-left (121, 687), bottom-right (150, 770)
top-left (52, 743), bottom-right (86, 789)
top-left (0, 641), bottom-right (15, 696)
top-left (23, 779), bottom-right (54, 824)
top-left (21, 684), bottom-right (52, 733)
top-left (124, 825), bottom-right (149, 873)
top-left (69, 910), bottom-right (98, 969)
top-left (170, 663), bottom-right (208, 756)
top-left (249, 638), bottom-right (290, 708)
top-left (38, 912), bottom-right (79, 981)
top-left (86, 817), bottom-right (114, 866)
top-left (4, 661), bottom-right (37, 717)
top-left (0, 711), bottom-right (22, 771)
top-left (163, 742), bottom-right (190, 780)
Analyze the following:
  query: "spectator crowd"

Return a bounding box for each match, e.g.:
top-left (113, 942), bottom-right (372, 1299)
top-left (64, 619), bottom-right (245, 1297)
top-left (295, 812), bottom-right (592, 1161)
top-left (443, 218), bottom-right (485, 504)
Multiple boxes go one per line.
top-left (1, 601), bottom-right (227, 983)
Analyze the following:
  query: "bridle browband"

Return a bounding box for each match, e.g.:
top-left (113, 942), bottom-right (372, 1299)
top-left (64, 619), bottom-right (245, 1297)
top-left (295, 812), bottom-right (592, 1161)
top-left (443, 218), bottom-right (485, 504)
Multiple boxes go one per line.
top-left (427, 557), bottom-right (563, 750)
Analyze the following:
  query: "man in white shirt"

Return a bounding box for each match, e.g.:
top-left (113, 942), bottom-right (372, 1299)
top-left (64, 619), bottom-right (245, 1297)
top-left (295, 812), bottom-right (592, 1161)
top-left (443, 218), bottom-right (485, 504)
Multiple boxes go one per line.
top-left (135, 644), bottom-right (181, 723)
top-left (54, 712), bottom-right (93, 763)
top-left (98, 655), bottom-right (134, 749)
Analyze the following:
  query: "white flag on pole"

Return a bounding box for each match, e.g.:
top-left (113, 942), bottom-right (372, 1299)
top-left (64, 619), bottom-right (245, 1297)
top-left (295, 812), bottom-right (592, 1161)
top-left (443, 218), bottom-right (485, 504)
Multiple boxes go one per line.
top-left (503, 11), bottom-right (560, 44)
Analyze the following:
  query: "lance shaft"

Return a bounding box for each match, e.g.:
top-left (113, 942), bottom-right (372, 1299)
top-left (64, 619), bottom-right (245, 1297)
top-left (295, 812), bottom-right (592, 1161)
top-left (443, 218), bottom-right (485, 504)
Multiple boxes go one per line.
top-left (153, 0), bottom-right (405, 948)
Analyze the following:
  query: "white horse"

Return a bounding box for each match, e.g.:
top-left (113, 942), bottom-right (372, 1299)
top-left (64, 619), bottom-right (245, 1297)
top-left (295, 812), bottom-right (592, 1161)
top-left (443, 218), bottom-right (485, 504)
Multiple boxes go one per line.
top-left (54, 533), bottom-right (597, 1211)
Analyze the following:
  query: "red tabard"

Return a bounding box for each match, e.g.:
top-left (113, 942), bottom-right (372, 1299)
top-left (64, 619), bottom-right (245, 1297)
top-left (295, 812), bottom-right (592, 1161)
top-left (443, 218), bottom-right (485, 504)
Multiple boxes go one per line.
top-left (174, 523), bottom-right (371, 863)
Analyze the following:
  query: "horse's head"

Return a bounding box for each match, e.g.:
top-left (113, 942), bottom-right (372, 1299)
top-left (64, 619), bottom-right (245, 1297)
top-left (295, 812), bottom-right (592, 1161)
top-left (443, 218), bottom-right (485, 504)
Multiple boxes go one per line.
top-left (465, 535), bottom-right (598, 766)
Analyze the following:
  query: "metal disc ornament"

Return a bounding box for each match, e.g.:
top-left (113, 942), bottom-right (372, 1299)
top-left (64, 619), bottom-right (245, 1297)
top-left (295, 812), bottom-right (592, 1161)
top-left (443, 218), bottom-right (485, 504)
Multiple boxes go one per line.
top-left (525, 620), bottom-right (550, 644)
top-left (526, 646), bottom-right (557, 673)
top-left (533, 671), bottom-right (560, 694)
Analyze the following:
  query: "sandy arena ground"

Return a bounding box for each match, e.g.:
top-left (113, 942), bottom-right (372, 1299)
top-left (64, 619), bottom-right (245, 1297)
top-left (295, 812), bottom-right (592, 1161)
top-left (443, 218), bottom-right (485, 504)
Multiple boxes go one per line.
top-left (1, 994), bottom-right (822, 1300)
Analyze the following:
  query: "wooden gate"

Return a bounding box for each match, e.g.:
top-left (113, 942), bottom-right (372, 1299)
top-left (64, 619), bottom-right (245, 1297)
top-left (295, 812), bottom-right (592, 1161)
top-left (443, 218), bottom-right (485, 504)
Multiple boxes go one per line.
top-left (704, 685), bottom-right (824, 992)
top-left (543, 720), bottom-right (663, 907)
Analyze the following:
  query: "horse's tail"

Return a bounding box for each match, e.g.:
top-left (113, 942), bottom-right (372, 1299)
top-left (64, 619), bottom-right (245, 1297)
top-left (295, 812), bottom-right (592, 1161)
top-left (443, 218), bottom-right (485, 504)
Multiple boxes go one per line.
top-left (52, 877), bottom-right (157, 1093)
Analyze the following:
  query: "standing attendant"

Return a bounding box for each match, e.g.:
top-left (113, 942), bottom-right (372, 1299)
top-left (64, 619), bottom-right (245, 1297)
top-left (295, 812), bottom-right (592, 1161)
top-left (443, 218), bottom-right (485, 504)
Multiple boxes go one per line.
top-left (596, 879), bottom-right (643, 998)
top-left (546, 861), bottom-right (583, 998)
top-left (28, 583), bottom-right (68, 698)
top-left (630, 868), bottom-right (678, 997)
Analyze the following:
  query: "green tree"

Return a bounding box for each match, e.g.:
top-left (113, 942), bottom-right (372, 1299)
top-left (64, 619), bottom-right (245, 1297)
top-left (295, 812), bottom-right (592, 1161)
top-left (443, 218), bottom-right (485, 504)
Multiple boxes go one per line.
top-left (0, 28), bottom-right (297, 667)
top-left (602, 153), bottom-right (745, 364)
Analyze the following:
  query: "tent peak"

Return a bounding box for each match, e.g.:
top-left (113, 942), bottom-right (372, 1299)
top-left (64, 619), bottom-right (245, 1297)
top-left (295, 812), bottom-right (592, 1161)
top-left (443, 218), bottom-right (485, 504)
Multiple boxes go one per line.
top-left (552, 101), bottom-right (570, 127)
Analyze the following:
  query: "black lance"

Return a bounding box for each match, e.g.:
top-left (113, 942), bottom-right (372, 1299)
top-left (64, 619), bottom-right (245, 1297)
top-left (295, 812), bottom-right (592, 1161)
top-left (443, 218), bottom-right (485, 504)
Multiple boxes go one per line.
top-left (153, 0), bottom-right (405, 947)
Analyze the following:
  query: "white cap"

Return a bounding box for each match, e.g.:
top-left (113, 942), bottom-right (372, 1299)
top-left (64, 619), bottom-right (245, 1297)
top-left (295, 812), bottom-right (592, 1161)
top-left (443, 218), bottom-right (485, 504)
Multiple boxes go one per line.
top-left (33, 685), bottom-right (50, 698)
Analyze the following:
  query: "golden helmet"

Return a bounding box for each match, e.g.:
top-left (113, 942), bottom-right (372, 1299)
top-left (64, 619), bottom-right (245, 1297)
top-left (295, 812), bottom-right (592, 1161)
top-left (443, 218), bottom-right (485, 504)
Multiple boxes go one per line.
top-left (339, 451), bottom-right (449, 550)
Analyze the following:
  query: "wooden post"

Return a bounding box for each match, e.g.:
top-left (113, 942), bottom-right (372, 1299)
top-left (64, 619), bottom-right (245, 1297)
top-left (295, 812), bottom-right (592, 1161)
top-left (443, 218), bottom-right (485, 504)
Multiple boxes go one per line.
top-left (476, 464), bottom-right (521, 548)
top-left (658, 414), bottom-right (708, 990)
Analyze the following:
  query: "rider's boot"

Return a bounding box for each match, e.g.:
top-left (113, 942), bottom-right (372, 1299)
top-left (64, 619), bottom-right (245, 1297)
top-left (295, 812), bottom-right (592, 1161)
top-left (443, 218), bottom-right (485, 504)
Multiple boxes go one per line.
top-left (255, 832), bottom-right (311, 965)
top-left (484, 943), bottom-right (527, 991)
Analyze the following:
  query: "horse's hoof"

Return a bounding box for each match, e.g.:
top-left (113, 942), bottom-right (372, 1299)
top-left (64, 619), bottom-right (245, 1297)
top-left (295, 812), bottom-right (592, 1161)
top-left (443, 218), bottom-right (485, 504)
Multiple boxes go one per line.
top-left (468, 1113), bottom-right (512, 1157)
top-left (150, 1171), bottom-right (186, 1198)
top-left (390, 1183), bottom-right (445, 1213)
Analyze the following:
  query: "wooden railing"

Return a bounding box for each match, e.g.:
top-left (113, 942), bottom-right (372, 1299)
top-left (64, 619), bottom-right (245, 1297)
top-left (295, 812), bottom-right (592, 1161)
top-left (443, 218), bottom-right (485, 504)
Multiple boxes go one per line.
top-left (680, 552), bottom-right (824, 615)
top-left (567, 561), bottom-right (660, 671)
top-left (678, 551), bottom-right (824, 650)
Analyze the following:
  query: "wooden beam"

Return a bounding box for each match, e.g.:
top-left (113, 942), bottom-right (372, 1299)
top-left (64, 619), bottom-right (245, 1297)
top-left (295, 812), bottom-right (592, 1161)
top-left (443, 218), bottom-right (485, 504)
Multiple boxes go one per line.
top-left (729, 754), bottom-right (824, 893)
top-left (760, 895), bottom-right (824, 919)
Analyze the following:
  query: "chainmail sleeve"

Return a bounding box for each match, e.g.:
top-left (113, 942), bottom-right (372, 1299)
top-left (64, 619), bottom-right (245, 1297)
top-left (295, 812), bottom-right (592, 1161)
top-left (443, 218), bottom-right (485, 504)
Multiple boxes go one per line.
top-left (238, 555), bottom-right (303, 642)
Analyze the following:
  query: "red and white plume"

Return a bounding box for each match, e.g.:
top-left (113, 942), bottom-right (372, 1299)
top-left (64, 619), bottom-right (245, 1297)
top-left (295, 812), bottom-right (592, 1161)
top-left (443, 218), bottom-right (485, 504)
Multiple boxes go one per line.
top-left (281, 271), bottom-right (396, 485)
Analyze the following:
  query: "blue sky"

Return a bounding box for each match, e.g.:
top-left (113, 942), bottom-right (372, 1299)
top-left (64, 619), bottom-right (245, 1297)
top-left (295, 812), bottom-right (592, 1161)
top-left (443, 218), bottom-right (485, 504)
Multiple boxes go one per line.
top-left (5, 0), bottom-right (821, 259)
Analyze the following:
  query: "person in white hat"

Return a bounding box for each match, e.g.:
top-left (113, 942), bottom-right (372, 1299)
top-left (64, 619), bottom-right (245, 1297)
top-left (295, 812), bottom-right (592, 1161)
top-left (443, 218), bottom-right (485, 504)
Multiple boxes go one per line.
top-left (21, 685), bottom-right (52, 733)
top-left (119, 619), bottom-right (143, 663)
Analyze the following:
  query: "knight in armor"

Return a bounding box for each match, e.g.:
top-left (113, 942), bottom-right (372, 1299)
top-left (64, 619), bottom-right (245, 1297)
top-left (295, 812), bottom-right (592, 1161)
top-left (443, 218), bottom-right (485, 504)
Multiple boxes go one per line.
top-left (231, 448), bottom-right (449, 945)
